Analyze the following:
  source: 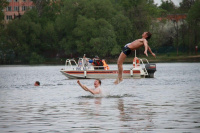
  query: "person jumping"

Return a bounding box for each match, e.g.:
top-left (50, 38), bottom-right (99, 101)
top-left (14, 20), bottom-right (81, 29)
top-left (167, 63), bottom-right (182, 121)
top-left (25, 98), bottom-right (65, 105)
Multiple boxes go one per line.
top-left (114, 32), bottom-right (156, 84)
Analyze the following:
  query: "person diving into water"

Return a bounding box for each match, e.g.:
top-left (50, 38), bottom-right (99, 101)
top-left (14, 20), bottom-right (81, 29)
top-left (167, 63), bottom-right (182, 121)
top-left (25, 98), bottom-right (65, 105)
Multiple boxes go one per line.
top-left (114, 32), bottom-right (156, 84)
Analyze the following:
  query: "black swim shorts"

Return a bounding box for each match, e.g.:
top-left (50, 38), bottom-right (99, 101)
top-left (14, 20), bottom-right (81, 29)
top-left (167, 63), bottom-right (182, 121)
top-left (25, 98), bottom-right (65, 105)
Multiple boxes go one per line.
top-left (122, 46), bottom-right (131, 56)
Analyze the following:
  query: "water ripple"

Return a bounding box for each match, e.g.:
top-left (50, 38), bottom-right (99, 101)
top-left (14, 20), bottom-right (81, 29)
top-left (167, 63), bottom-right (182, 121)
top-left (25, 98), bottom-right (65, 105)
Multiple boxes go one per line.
top-left (0, 64), bottom-right (200, 132)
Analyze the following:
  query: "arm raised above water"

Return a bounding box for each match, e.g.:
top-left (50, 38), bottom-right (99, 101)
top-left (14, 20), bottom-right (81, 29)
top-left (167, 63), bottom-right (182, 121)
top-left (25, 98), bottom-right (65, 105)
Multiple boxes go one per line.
top-left (77, 80), bottom-right (101, 95)
top-left (77, 80), bottom-right (89, 91)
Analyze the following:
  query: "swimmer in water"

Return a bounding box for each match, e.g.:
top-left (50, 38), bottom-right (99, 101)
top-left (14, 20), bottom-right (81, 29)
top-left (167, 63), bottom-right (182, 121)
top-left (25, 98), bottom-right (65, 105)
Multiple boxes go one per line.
top-left (114, 32), bottom-right (156, 84)
top-left (77, 79), bottom-right (102, 95)
top-left (34, 81), bottom-right (40, 86)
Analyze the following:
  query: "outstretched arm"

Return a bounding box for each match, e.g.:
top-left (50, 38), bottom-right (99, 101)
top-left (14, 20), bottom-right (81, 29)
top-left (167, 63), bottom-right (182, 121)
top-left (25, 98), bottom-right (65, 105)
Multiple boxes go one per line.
top-left (77, 80), bottom-right (101, 95)
top-left (77, 80), bottom-right (89, 91)
top-left (148, 46), bottom-right (156, 57)
top-left (143, 39), bottom-right (148, 57)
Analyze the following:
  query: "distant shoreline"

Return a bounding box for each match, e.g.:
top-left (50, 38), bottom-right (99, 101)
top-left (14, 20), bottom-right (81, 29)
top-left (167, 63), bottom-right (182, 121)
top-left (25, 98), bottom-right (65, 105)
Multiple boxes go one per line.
top-left (107, 54), bottom-right (200, 64)
top-left (1, 54), bottom-right (199, 65)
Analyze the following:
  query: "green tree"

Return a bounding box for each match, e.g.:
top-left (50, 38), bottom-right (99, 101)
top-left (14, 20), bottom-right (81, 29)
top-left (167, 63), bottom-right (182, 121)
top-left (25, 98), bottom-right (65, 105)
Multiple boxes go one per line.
top-left (57, 0), bottom-right (125, 57)
top-left (2, 0), bottom-right (175, 64)
top-left (110, 13), bottom-right (133, 47)
top-left (159, 0), bottom-right (176, 13)
top-left (117, 0), bottom-right (159, 36)
top-left (179, 0), bottom-right (195, 13)
top-left (73, 16), bottom-right (117, 57)
top-left (0, 0), bottom-right (11, 63)
top-left (54, 4), bottom-right (76, 56)
top-left (0, 0), bottom-right (8, 23)
top-left (3, 1), bottom-right (61, 63)
top-left (187, 0), bottom-right (200, 54)
top-left (4, 19), bottom-right (30, 62)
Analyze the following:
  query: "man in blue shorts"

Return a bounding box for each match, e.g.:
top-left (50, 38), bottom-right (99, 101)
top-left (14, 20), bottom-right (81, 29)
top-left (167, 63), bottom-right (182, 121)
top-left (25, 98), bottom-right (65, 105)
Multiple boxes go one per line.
top-left (114, 32), bottom-right (156, 84)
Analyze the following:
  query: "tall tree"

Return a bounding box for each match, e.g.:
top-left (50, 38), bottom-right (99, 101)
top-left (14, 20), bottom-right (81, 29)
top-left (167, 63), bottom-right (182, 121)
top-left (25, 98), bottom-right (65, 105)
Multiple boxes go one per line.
top-left (187, 0), bottom-right (200, 53)
top-left (159, 0), bottom-right (176, 13)
top-left (0, 0), bottom-right (9, 63)
top-left (179, 0), bottom-right (195, 13)
top-left (0, 0), bottom-right (8, 22)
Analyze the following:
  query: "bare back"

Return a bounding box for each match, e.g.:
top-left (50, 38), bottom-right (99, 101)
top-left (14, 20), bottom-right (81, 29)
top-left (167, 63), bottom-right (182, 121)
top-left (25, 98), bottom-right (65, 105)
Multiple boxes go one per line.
top-left (127, 39), bottom-right (146, 51)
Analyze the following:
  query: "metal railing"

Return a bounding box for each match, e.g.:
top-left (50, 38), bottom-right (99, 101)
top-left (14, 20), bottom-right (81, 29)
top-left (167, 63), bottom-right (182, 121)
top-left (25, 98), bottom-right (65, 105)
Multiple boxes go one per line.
top-left (65, 59), bottom-right (77, 70)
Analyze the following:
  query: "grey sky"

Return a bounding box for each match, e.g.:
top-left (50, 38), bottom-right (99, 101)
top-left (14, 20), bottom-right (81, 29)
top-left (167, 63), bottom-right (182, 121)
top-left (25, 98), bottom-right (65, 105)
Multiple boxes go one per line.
top-left (154, 0), bottom-right (183, 6)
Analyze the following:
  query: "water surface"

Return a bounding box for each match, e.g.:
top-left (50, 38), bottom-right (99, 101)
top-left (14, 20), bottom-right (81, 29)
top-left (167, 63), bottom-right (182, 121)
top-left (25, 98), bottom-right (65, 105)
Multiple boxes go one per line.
top-left (0, 63), bottom-right (200, 132)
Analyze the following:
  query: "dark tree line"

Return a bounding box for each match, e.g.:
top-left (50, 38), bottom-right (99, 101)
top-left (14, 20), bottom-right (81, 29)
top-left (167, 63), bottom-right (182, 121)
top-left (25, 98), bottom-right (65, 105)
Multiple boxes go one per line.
top-left (0, 0), bottom-right (199, 64)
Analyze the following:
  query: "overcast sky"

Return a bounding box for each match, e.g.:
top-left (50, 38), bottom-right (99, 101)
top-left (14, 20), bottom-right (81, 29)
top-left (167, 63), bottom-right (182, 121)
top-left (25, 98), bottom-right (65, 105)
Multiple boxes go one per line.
top-left (154, 0), bottom-right (183, 6)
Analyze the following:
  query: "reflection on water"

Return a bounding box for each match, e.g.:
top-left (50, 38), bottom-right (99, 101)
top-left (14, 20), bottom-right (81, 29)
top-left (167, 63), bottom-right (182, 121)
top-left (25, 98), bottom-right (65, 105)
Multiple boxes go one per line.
top-left (0, 63), bottom-right (200, 132)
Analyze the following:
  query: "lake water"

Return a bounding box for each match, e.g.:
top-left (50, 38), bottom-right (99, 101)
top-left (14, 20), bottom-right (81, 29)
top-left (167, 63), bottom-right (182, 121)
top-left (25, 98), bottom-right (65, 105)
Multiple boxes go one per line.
top-left (0, 63), bottom-right (200, 133)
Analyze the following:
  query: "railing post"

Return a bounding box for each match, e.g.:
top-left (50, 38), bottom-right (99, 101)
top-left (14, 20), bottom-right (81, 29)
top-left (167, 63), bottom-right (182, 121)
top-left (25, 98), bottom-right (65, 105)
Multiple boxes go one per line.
top-left (84, 71), bottom-right (87, 78)
top-left (130, 69), bottom-right (133, 77)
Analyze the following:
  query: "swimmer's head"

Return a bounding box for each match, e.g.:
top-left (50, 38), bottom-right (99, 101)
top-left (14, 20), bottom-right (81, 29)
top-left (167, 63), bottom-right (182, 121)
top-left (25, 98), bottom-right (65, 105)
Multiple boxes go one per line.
top-left (34, 81), bottom-right (40, 86)
top-left (94, 79), bottom-right (101, 88)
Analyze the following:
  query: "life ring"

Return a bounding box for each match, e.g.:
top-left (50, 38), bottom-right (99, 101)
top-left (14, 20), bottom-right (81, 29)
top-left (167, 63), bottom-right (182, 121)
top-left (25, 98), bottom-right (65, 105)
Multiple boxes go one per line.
top-left (133, 57), bottom-right (140, 67)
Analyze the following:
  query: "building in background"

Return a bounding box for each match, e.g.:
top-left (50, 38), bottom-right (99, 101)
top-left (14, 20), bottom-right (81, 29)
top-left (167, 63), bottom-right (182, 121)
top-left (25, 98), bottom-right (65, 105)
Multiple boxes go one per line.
top-left (3, 0), bottom-right (34, 23)
top-left (156, 14), bottom-right (187, 31)
top-left (157, 14), bottom-right (187, 23)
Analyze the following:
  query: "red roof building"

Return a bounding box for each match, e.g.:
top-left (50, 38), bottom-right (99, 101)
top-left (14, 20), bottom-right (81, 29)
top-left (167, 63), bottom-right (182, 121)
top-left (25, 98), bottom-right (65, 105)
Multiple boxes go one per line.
top-left (3, 0), bottom-right (34, 23)
top-left (157, 14), bottom-right (187, 22)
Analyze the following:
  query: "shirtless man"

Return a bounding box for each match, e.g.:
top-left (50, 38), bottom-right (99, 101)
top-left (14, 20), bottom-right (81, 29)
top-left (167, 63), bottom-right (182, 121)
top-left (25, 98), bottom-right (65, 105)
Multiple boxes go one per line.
top-left (114, 32), bottom-right (156, 84)
top-left (77, 79), bottom-right (102, 95)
